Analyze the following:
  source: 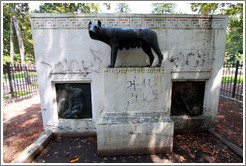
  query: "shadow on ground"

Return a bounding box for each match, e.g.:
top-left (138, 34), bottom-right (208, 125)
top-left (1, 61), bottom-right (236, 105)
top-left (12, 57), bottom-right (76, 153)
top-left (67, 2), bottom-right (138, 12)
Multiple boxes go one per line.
top-left (3, 96), bottom-right (243, 163)
top-left (34, 131), bottom-right (242, 163)
top-left (3, 103), bottom-right (43, 163)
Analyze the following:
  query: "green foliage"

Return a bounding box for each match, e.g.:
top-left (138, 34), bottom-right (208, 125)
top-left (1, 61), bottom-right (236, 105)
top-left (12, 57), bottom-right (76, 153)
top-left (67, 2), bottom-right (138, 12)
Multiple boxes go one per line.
top-left (3, 72), bottom-right (37, 80)
top-left (222, 76), bottom-right (243, 84)
top-left (3, 96), bottom-right (10, 99)
top-left (31, 82), bottom-right (38, 87)
top-left (12, 91), bottom-right (30, 96)
top-left (190, 3), bottom-right (219, 15)
top-left (21, 12), bottom-right (35, 63)
top-left (3, 3), bottom-right (34, 65)
top-left (3, 3), bottom-right (101, 65)
top-left (33, 3), bottom-right (100, 13)
top-left (190, 3), bottom-right (243, 62)
top-left (152, 3), bottom-right (177, 14)
top-left (221, 3), bottom-right (243, 62)
top-left (3, 56), bottom-right (11, 65)
top-left (115, 3), bottom-right (131, 13)
top-left (103, 3), bottom-right (111, 10)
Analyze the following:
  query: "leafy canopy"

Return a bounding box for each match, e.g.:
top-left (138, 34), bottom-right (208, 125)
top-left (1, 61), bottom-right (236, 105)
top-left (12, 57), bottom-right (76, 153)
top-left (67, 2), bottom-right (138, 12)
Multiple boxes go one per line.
top-left (3, 3), bottom-right (33, 64)
top-left (190, 3), bottom-right (243, 62)
top-left (33, 3), bottom-right (100, 13)
top-left (221, 3), bottom-right (243, 61)
top-left (152, 3), bottom-right (177, 14)
top-left (115, 3), bottom-right (131, 13)
top-left (3, 3), bottom-right (101, 65)
top-left (190, 3), bottom-right (219, 15)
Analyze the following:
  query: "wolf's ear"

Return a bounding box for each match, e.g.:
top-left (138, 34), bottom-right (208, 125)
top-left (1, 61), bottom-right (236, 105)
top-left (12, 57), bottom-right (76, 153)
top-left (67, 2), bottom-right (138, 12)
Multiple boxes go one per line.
top-left (98, 20), bottom-right (101, 27)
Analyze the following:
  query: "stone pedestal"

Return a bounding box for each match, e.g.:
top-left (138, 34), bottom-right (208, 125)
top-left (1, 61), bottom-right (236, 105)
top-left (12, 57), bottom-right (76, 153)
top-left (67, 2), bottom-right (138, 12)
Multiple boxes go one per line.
top-left (97, 68), bottom-right (173, 156)
top-left (97, 112), bottom-right (173, 156)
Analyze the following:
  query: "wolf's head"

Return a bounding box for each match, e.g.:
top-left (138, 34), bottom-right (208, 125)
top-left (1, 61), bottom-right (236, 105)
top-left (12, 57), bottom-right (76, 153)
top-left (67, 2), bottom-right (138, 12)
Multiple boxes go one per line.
top-left (88, 20), bottom-right (102, 40)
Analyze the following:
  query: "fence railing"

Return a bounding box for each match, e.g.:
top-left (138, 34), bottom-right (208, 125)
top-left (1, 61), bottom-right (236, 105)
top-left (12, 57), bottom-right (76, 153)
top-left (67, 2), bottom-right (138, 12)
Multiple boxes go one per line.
top-left (3, 63), bottom-right (38, 106)
top-left (220, 61), bottom-right (243, 101)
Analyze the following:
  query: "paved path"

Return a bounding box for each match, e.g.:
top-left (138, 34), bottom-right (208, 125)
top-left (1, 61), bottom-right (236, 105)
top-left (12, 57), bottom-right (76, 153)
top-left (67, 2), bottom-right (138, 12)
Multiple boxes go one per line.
top-left (3, 95), bottom-right (41, 122)
top-left (3, 95), bottom-right (43, 163)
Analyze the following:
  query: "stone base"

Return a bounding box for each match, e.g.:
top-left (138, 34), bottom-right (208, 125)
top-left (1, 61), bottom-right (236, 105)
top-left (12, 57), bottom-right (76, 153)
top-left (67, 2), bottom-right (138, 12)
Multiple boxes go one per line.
top-left (45, 119), bottom-right (97, 136)
top-left (97, 112), bottom-right (174, 156)
top-left (171, 115), bottom-right (209, 133)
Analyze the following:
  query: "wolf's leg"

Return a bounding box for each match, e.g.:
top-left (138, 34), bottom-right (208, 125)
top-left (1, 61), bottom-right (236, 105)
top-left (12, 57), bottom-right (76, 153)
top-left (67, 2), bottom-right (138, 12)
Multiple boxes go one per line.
top-left (109, 44), bottom-right (118, 68)
top-left (151, 44), bottom-right (163, 67)
top-left (141, 43), bottom-right (154, 67)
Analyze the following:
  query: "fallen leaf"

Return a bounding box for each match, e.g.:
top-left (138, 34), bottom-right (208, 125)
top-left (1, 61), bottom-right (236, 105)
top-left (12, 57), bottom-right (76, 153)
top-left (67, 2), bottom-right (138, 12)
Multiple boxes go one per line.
top-left (188, 153), bottom-right (195, 158)
top-left (180, 156), bottom-right (186, 162)
top-left (211, 149), bottom-right (216, 156)
top-left (69, 157), bottom-right (80, 163)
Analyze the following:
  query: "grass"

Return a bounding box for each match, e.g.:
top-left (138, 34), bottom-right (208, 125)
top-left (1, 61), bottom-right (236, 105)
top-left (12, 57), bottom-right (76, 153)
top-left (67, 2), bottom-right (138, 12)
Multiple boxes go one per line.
top-left (3, 72), bottom-right (37, 80)
top-left (11, 91), bottom-right (30, 96)
top-left (31, 82), bottom-right (38, 87)
top-left (222, 76), bottom-right (243, 84)
top-left (3, 91), bottom-right (30, 99)
top-left (3, 96), bottom-right (9, 99)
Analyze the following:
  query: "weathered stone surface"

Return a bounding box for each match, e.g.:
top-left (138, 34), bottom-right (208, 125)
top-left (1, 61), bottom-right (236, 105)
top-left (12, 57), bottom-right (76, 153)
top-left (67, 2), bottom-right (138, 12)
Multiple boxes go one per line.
top-left (104, 68), bottom-right (168, 114)
top-left (98, 112), bottom-right (173, 124)
top-left (97, 112), bottom-right (174, 156)
top-left (30, 13), bottom-right (228, 30)
top-left (48, 119), bottom-right (96, 136)
top-left (171, 115), bottom-right (208, 133)
top-left (30, 13), bottom-right (227, 135)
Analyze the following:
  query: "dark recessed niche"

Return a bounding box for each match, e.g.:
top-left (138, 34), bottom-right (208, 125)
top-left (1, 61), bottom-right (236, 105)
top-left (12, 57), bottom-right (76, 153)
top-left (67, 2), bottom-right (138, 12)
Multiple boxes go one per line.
top-left (55, 83), bottom-right (92, 119)
top-left (171, 81), bottom-right (205, 116)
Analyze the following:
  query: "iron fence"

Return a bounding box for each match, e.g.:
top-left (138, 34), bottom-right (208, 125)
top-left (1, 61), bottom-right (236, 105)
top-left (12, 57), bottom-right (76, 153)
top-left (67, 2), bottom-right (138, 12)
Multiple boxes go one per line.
top-left (3, 63), bottom-right (38, 105)
top-left (220, 61), bottom-right (243, 101)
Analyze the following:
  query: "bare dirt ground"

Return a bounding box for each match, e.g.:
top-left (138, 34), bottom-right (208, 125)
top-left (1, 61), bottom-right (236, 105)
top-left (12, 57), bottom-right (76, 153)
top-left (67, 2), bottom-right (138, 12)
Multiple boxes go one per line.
top-left (2, 96), bottom-right (243, 163)
top-left (215, 97), bottom-right (243, 148)
top-left (33, 132), bottom-right (242, 163)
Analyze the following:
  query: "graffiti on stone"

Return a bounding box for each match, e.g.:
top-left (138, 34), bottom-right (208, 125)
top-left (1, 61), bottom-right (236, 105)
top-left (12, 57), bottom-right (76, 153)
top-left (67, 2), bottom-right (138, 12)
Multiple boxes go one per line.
top-left (169, 50), bottom-right (208, 70)
top-left (127, 76), bottom-right (163, 107)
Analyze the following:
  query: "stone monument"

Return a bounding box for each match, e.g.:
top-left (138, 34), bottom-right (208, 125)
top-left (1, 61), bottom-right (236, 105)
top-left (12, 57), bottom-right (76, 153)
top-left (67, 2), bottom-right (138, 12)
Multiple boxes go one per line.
top-left (30, 13), bottom-right (227, 155)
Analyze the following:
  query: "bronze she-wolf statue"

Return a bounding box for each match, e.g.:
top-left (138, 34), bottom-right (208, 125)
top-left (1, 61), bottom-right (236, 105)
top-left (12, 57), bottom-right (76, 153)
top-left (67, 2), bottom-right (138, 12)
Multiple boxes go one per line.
top-left (88, 20), bottom-right (163, 68)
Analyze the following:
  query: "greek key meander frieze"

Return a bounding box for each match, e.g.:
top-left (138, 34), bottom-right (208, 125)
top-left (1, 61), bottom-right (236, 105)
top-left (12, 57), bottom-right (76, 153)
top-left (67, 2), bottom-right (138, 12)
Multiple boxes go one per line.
top-left (100, 112), bottom-right (172, 124)
top-left (31, 17), bottom-right (227, 29)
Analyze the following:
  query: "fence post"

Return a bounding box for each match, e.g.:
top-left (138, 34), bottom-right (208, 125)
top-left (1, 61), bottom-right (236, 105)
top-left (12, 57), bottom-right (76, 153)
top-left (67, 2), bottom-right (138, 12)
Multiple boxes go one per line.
top-left (6, 63), bottom-right (15, 98)
top-left (24, 65), bottom-right (31, 84)
top-left (232, 61), bottom-right (239, 98)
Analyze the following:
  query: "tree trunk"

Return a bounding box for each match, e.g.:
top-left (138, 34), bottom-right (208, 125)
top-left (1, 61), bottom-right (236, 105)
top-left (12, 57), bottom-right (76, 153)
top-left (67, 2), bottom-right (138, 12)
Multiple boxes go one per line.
top-left (12, 16), bottom-right (31, 84)
top-left (12, 16), bottom-right (25, 65)
top-left (10, 21), bottom-right (14, 65)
